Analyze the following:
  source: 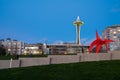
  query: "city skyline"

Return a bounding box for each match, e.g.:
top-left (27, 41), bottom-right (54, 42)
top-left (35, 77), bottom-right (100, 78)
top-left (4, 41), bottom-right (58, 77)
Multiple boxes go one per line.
top-left (0, 0), bottom-right (120, 44)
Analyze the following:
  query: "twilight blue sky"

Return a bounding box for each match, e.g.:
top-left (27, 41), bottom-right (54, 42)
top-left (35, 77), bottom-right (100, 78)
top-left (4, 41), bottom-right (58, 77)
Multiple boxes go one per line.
top-left (0, 0), bottom-right (120, 44)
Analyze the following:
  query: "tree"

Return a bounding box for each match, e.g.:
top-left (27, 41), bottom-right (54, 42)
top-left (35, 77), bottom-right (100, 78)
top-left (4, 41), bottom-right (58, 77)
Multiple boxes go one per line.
top-left (0, 45), bottom-right (6, 56)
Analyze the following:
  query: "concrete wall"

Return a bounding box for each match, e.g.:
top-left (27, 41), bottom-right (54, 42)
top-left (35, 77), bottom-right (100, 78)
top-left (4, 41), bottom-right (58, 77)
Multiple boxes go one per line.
top-left (98, 53), bottom-right (111, 61)
top-left (82, 53), bottom-right (99, 61)
top-left (19, 58), bottom-right (50, 67)
top-left (0, 60), bottom-right (19, 69)
top-left (48, 55), bottom-right (80, 64)
top-left (111, 51), bottom-right (120, 60)
top-left (80, 53), bottom-right (111, 62)
top-left (0, 51), bottom-right (120, 69)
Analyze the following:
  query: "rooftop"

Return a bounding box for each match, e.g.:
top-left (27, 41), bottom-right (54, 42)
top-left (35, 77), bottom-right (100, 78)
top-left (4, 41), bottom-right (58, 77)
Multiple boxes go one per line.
top-left (107, 24), bottom-right (120, 28)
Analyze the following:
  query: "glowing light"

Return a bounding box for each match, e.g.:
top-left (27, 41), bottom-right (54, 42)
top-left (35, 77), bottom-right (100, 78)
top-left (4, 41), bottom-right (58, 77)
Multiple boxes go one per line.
top-left (8, 49), bottom-right (11, 51)
top-left (113, 31), bottom-right (117, 34)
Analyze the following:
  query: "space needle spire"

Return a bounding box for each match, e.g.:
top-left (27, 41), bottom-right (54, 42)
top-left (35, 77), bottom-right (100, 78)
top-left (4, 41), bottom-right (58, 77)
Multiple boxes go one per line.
top-left (73, 16), bottom-right (84, 45)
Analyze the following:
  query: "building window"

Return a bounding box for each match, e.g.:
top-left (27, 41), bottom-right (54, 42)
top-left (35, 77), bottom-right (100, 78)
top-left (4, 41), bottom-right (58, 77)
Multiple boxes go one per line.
top-left (114, 34), bottom-right (116, 36)
top-left (113, 31), bottom-right (117, 34)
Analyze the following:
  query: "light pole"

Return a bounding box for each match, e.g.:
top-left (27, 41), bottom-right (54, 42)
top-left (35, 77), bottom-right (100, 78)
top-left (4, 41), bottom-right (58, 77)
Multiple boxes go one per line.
top-left (73, 16), bottom-right (84, 45)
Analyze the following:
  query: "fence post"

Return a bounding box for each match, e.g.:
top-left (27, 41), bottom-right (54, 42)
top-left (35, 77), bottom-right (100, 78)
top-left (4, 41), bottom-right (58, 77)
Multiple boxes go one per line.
top-left (110, 52), bottom-right (112, 60)
top-left (10, 58), bottom-right (13, 68)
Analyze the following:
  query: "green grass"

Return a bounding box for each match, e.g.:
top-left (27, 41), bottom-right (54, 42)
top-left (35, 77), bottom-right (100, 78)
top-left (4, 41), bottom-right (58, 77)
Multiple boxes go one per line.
top-left (1, 60), bottom-right (120, 80)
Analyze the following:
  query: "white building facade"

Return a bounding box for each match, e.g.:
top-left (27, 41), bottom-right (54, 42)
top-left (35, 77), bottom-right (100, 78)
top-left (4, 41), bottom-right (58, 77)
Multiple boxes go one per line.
top-left (102, 25), bottom-right (120, 50)
top-left (0, 38), bottom-right (25, 55)
top-left (23, 43), bottom-right (43, 55)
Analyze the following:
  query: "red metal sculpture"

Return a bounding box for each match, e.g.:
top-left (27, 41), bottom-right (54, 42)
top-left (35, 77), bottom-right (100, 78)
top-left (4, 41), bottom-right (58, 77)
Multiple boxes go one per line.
top-left (89, 31), bottom-right (114, 53)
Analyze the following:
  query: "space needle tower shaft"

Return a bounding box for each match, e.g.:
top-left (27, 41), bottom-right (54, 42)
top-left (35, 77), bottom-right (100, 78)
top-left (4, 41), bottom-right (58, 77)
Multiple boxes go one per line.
top-left (73, 16), bottom-right (84, 45)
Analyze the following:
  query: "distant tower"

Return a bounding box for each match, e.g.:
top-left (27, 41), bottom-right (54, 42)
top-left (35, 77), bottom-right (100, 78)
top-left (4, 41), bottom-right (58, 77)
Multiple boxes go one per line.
top-left (73, 16), bottom-right (84, 45)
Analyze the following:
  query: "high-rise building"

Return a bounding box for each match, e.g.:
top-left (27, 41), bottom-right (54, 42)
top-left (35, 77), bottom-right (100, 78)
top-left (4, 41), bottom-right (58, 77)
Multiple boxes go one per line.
top-left (0, 38), bottom-right (25, 55)
top-left (102, 25), bottom-right (120, 50)
top-left (73, 16), bottom-right (84, 45)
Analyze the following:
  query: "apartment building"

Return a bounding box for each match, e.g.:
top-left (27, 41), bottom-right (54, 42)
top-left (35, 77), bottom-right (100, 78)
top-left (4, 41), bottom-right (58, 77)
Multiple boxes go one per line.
top-left (0, 38), bottom-right (25, 55)
top-left (102, 25), bottom-right (120, 50)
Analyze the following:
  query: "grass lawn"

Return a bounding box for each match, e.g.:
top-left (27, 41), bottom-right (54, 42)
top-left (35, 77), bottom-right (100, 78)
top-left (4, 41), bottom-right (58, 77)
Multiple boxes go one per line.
top-left (0, 60), bottom-right (120, 80)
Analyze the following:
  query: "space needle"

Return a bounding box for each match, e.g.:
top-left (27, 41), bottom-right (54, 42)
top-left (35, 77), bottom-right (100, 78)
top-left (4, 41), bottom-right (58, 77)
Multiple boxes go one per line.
top-left (73, 16), bottom-right (84, 45)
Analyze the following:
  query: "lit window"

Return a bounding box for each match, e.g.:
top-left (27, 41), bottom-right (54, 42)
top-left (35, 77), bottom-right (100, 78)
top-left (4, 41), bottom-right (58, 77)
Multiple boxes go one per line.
top-left (113, 32), bottom-right (117, 34)
top-left (8, 49), bottom-right (11, 51)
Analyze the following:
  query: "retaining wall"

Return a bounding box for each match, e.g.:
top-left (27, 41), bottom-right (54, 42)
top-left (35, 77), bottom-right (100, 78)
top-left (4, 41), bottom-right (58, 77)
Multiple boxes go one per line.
top-left (48, 55), bottom-right (80, 64)
top-left (0, 60), bottom-right (19, 69)
top-left (19, 58), bottom-right (50, 67)
top-left (0, 51), bottom-right (120, 69)
top-left (80, 53), bottom-right (112, 61)
top-left (111, 52), bottom-right (120, 60)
